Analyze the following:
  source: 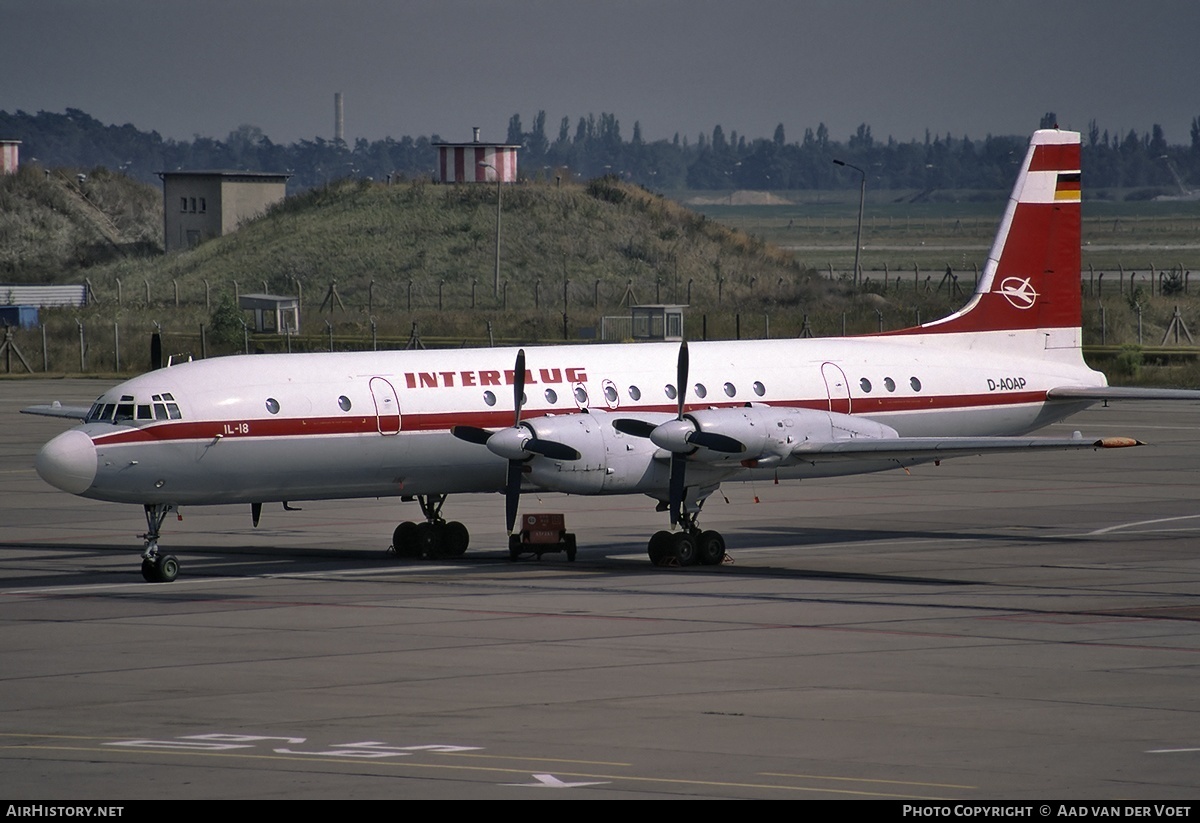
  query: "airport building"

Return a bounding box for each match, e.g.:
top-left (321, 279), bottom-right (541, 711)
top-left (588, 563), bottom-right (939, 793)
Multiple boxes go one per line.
top-left (158, 170), bottom-right (290, 251)
top-left (1, 140), bottom-right (19, 174)
top-left (432, 128), bottom-right (519, 183)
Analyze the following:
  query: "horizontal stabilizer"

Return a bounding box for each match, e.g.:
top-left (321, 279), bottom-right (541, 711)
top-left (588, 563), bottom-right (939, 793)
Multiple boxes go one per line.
top-left (1048, 386), bottom-right (1200, 402)
top-left (20, 402), bottom-right (90, 420)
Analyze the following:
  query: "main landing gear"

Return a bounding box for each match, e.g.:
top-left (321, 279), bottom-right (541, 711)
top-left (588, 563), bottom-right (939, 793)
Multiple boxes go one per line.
top-left (390, 494), bottom-right (470, 560)
top-left (646, 503), bottom-right (728, 568)
top-left (140, 503), bottom-right (180, 583)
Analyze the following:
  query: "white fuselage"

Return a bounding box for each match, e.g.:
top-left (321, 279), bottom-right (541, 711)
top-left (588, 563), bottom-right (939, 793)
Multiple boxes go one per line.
top-left (48, 330), bottom-right (1104, 507)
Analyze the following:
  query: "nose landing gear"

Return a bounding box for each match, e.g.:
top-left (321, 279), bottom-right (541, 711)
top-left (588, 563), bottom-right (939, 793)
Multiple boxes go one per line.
top-left (140, 503), bottom-right (180, 582)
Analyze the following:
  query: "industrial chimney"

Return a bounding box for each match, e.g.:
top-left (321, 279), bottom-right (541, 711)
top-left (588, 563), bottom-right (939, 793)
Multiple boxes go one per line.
top-left (335, 92), bottom-right (344, 143)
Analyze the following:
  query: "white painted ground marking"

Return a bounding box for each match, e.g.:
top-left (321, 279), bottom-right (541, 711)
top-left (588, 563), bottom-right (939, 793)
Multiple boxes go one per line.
top-left (506, 774), bottom-right (611, 788)
top-left (1085, 514), bottom-right (1200, 537)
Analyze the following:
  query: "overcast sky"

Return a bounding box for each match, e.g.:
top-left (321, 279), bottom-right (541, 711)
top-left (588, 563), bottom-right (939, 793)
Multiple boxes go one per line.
top-left (4, 0), bottom-right (1198, 146)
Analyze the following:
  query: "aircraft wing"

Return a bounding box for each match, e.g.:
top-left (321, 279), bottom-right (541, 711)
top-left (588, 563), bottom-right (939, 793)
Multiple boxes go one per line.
top-left (789, 434), bottom-right (1141, 463)
top-left (20, 402), bottom-right (91, 420)
top-left (1048, 386), bottom-right (1200, 402)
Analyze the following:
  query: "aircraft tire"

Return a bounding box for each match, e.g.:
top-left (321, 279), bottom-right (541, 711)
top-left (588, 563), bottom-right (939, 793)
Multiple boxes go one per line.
top-left (141, 559), bottom-right (157, 583)
top-left (444, 521), bottom-right (470, 557)
top-left (416, 521), bottom-right (444, 558)
top-left (508, 534), bottom-right (523, 561)
top-left (697, 530), bottom-right (726, 566)
top-left (392, 521), bottom-right (420, 558)
top-left (672, 532), bottom-right (697, 566)
top-left (564, 534), bottom-right (577, 562)
top-left (155, 555), bottom-right (179, 583)
top-left (647, 531), bottom-right (675, 566)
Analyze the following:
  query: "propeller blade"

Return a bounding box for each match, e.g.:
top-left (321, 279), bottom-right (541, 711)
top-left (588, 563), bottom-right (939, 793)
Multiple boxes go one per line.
top-left (450, 425), bottom-right (495, 446)
top-left (669, 343), bottom-right (690, 525)
top-left (513, 348), bottom-right (526, 428)
top-left (687, 430), bottom-right (745, 454)
top-left (612, 418), bottom-right (657, 438)
top-left (505, 460), bottom-right (522, 534)
top-left (668, 452), bottom-right (686, 527)
top-left (676, 341), bottom-right (689, 420)
top-left (525, 439), bottom-right (582, 461)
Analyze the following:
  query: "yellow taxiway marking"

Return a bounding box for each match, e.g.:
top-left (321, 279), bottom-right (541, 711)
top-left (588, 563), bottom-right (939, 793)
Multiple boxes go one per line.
top-left (1, 743), bottom-right (955, 798)
top-left (761, 771), bottom-right (975, 789)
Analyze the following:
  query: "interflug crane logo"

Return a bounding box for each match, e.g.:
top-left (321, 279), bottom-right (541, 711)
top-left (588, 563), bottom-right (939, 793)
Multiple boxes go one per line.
top-left (998, 276), bottom-right (1039, 310)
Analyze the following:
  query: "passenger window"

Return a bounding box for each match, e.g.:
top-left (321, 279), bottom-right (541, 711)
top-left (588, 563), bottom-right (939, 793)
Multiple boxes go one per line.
top-left (603, 384), bottom-right (618, 404)
top-left (665, 384), bottom-right (677, 400)
top-left (265, 398), bottom-right (280, 414)
top-left (573, 386), bottom-right (588, 405)
top-left (753, 381), bottom-right (765, 397)
top-left (884, 377), bottom-right (896, 392)
top-left (628, 386), bottom-right (642, 401)
top-left (544, 388), bottom-right (558, 404)
top-left (338, 396), bottom-right (352, 411)
top-left (483, 391), bottom-right (497, 406)
top-left (723, 382), bottom-right (736, 397)
top-left (860, 378), bottom-right (872, 393)
top-left (694, 383), bottom-right (707, 399)
top-left (910, 377), bottom-right (922, 392)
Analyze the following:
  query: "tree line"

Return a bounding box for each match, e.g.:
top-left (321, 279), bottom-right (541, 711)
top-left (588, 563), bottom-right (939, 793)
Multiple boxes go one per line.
top-left (3, 108), bottom-right (1199, 196)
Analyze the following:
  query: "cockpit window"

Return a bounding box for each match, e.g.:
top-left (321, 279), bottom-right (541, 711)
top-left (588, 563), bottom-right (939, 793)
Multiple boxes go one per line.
top-left (151, 393), bottom-right (182, 419)
top-left (87, 393), bottom-right (181, 424)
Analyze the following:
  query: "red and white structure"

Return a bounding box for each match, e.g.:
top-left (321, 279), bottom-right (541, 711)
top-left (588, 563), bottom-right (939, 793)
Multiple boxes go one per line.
top-left (433, 128), bottom-right (519, 183)
top-left (1, 140), bottom-right (20, 174)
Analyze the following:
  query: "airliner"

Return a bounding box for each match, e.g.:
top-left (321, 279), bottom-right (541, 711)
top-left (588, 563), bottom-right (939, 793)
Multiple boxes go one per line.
top-left (27, 129), bottom-right (1199, 582)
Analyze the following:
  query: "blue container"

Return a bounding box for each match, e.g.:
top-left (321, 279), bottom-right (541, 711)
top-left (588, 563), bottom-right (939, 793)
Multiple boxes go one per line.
top-left (0, 305), bottom-right (39, 329)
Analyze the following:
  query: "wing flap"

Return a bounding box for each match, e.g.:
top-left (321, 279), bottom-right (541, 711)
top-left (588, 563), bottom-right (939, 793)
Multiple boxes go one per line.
top-left (1048, 386), bottom-right (1200, 402)
top-left (789, 435), bottom-right (1141, 463)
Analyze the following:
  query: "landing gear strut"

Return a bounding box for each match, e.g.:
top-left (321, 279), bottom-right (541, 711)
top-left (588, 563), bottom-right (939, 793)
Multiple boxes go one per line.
top-left (646, 503), bottom-right (727, 568)
top-left (390, 494), bottom-right (470, 559)
top-left (140, 503), bottom-right (180, 582)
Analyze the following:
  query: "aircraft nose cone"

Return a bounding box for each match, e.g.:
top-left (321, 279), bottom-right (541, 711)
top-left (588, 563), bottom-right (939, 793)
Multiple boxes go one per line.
top-left (36, 429), bottom-right (98, 494)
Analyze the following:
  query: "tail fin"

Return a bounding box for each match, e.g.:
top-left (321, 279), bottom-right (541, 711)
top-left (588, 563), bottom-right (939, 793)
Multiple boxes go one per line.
top-left (908, 129), bottom-right (1081, 335)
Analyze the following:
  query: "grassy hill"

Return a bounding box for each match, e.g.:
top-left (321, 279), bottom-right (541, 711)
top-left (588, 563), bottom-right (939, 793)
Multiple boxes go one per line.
top-left (0, 165), bottom-right (161, 279)
top-left (87, 176), bottom-right (824, 320)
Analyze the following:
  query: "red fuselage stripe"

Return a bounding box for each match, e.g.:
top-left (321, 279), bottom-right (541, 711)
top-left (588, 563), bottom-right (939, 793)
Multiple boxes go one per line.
top-left (89, 391), bottom-right (1051, 446)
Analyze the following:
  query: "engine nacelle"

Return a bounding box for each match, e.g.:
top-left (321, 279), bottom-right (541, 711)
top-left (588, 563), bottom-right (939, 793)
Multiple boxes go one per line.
top-left (522, 410), bottom-right (679, 495)
top-left (686, 406), bottom-right (899, 464)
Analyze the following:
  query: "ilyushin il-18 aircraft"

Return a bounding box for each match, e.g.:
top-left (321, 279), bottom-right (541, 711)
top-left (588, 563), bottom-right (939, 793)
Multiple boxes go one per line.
top-left (27, 129), bottom-right (1200, 582)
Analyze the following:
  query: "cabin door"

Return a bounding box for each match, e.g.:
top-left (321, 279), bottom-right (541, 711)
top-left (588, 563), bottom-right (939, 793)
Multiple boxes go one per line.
top-left (369, 377), bottom-right (401, 435)
top-left (820, 362), bottom-right (852, 415)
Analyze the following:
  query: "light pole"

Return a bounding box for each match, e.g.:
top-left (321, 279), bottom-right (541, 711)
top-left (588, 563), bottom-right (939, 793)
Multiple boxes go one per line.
top-left (833, 159), bottom-right (865, 287)
top-left (479, 161), bottom-right (501, 298)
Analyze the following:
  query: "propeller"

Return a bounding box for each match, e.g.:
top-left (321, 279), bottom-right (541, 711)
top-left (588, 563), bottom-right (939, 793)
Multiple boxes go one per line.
top-left (450, 349), bottom-right (581, 534)
top-left (612, 342), bottom-right (744, 527)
